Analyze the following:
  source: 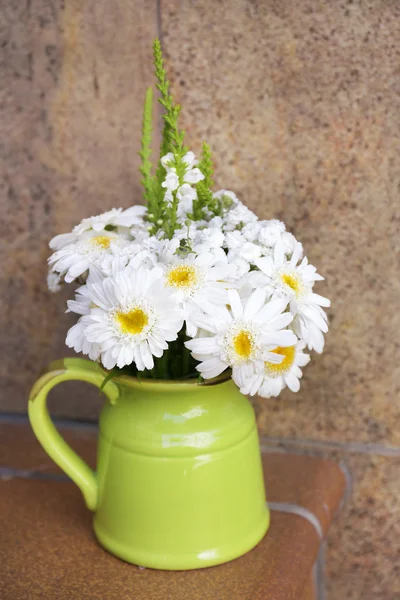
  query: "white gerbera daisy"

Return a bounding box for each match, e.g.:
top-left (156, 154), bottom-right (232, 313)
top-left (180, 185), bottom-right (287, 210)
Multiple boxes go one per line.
top-left (49, 206), bottom-right (146, 250)
top-left (72, 267), bottom-right (183, 370)
top-left (238, 340), bottom-right (310, 398)
top-left (48, 231), bottom-right (128, 284)
top-left (164, 253), bottom-right (230, 337)
top-left (255, 243), bottom-right (330, 353)
top-left (185, 289), bottom-right (297, 384)
top-left (66, 315), bottom-right (102, 362)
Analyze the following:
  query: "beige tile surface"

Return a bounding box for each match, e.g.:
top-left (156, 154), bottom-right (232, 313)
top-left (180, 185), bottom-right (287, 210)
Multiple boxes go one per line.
top-left (259, 436), bottom-right (400, 600)
top-left (0, 0), bottom-right (158, 417)
top-left (325, 453), bottom-right (400, 600)
top-left (160, 0), bottom-right (400, 447)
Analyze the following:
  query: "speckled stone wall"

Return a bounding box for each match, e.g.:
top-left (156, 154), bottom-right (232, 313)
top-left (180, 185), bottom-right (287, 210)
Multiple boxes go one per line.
top-left (1, 1), bottom-right (399, 598)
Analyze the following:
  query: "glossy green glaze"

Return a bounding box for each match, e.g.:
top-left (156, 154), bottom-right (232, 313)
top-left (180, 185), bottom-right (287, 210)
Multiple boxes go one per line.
top-left (28, 358), bottom-right (269, 570)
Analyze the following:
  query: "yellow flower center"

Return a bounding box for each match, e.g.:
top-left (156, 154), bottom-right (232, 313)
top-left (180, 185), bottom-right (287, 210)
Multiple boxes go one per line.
top-left (91, 235), bottom-right (111, 249)
top-left (115, 308), bottom-right (149, 335)
top-left (233, 330), bottom-right (253, 359)
top-left (265, 346), bottom-right (296, 375)
top-left (281, 273), bottom-right (303, 297)
top-left (166, 265), bottom-right (198, 289)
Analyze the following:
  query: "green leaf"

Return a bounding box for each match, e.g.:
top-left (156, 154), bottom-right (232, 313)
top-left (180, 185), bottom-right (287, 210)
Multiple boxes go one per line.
top-left (100, 370), bottom-right (117, 392)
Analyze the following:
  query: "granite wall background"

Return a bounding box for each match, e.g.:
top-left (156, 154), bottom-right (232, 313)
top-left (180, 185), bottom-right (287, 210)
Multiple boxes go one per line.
top-left (1, 1), bottom-right (399, 598)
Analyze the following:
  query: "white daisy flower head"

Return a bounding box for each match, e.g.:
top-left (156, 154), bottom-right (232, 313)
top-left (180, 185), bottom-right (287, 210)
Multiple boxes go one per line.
top-left (185, 288), bottom-right (297, 385)
top-left (49, 206), bottom-right (147, 250)
top-left (238, 340), bottom-right (310, 398)
top-left (163, 253), bottom-right (230, 337)
top-left (71, 266), bottom-right (184, 371)
top-left (255, 243), bottom-right (330, 353)
top-left (48, 231), bottom-right (128, 284)
top-left (66, 315), bottom-right (102, 363)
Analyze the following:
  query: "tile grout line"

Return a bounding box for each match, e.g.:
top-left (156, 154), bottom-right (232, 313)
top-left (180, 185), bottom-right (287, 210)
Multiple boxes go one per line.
top-left (315, 543), bottom-right (327, 600)
top-left (268, 502), bottom-right (323, 540)
top-left (260, 435), bottom-right (400, 458)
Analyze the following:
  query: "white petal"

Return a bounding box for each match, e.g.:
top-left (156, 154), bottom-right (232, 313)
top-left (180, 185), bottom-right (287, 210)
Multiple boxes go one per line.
top-left (140, 341), bottom-right (154, 370)
top-left (310, 292), bottom-right (331, 307)
top-left (196, 358), bottom-right (228, 379)
top-left (284, 372), bottom-right (300, 392)
top-left (243, 288), bottom-right (266, 320)
top-left (261, 312), bottom-right (293, 332)
top-left (254, 256), bottom-right (274, 276)
top-left (263, 330), bottom-right (297, 347)
top-left (256, 298), bottom-right (289, 324)
top-left (228, 289), bottom-right (243, 319)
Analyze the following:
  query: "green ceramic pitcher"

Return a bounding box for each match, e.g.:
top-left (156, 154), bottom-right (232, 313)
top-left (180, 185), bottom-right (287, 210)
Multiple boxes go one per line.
top-left (28, 357), bottom-right (269, 570)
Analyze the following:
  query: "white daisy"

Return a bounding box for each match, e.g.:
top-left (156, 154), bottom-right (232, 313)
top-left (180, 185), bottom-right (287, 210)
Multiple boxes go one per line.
top-left (66, 315), bottom-right (102, 362)
top-left (48, 231), bottom-right (128, 284)
top-left (255, 243), bottom-right (330, 352)
top-left (238, 340), bottom-right (310, 398)
top-left (49, 206), bottom-right (146, 250)
top-left (185, 289), bottom-right (297, 384)
top-left (163, 253), bottom-right (230, 337)
top-left (73, 267), bottom-right (183, 370)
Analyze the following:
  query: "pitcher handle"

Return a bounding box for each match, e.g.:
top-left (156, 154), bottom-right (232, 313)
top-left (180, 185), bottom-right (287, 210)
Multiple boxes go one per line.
top-left (28, 357), bottom-right (119, 511)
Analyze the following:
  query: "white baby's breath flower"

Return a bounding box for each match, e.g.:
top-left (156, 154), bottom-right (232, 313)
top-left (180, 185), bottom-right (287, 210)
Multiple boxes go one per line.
top-left (258, 220), bottom-right (286, 247)
top-left (70, 266), bottom-right (183, 370)
top-left (241, 221), bottom-right (262, 242)
top-left (239, 340), bottom-right (310, 398)
top-left (223, 203), bottom-right (258, 231)
top-left (224, 230), bottom-right (246, 250)
top-left (185, 289), bottom-right (297, 386)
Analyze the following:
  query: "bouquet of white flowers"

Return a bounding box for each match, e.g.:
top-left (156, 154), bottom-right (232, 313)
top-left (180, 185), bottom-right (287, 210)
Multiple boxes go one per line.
top-left (47, 40), bottom-right (330, 399)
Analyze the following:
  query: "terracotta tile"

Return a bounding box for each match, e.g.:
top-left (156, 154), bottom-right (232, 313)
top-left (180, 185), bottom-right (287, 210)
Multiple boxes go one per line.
top-left (0, 478), bottom-right (322, 600)
top-left (302, 576), bottom-right (316, 600)
top-left (0, 0), bottom-right (159, 418)
top-left (159, 0), bottom-right (400, 447)
top-left (0, 421), bottom-right (97, 473)
top-left (262, 453), bottom-right (346, 536)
